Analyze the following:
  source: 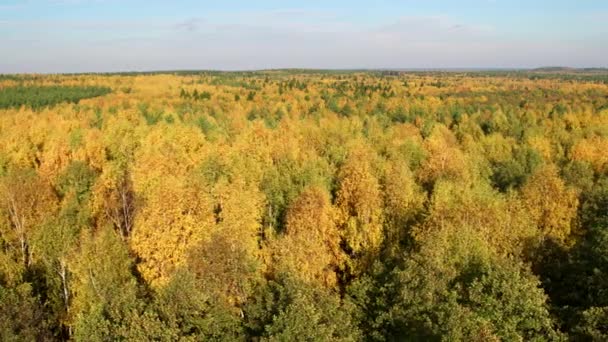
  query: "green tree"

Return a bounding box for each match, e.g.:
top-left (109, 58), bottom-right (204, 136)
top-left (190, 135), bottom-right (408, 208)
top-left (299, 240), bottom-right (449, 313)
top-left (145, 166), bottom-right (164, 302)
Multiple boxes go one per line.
top-left (245, 276), bottom-right (360, 341)
top-left (149, 269), bottom-right (245, 341)
top-left (70, 226), bottom-right (141, 341)
top-left (353, 233), bottom-right (561, 341)
top-left (0, 283), bottom-right (51, 341)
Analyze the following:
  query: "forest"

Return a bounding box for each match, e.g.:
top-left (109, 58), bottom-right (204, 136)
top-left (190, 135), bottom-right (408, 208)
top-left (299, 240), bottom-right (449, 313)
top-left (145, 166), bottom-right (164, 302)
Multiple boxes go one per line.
top-left (0, 70), bottom-right (607, 341)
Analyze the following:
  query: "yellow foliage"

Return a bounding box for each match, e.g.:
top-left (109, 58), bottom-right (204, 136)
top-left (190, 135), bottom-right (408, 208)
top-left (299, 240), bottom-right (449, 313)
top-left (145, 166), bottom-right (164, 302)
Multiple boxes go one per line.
top-left (212, 177), bottom-right (264, 259)
top-left (478, 133), bottom-right (517, 164)
top-left (382, 160), bottom-right (426, 255)
top-left (186, 178), bottom-right (264, 305)
top-left (418, 125), bottom-right (468, 185)
top-left (414, 180), bottom-right (538, 258)
top-left (132, 124), bottom-right (206, 187)
top-left (527, 135), bottom-right (554, 162)
top-left (130, 175), bottom-right (214, 286)
top-left (521, 165), bottom-right (579, 244)
top-left (0, 169), bottom-right (57, 266)
top-left (271, 186), bottom-right (343, 287)
top-left (570, 137), bottom-right (608, 173)
top-left (0, 71), bottom-right (606, 333)
top-left (335, 146), bottom-right (384, 271)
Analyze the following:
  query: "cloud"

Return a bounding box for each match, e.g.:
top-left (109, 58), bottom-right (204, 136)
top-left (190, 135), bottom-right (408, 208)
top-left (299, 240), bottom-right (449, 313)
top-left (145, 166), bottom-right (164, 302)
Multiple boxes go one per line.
top-left (204, 8), bottom-right (349, 33)
top-left (0, 18), bottom-right (177, 32)
top-left (1, 10), bottom-right (606, 73)
top-left (46, 0), bottom-right (116, 5)
top-left (373, 15), bottom-right (494, 42)
top-left (174, 18), bottom-right (205, 32)
top-left (0, 2), bottom-right (27, 11)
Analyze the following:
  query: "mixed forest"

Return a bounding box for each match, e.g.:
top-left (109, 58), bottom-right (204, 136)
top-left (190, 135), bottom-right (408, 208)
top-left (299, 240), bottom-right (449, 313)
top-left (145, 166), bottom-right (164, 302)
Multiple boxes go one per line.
top-left (1, 69), bottom-right (608, 341)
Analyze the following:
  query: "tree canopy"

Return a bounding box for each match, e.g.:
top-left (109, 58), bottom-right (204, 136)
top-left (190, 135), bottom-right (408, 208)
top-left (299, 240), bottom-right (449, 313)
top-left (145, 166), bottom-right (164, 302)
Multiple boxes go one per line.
top-left (1, 70), bottom-right (608, 340)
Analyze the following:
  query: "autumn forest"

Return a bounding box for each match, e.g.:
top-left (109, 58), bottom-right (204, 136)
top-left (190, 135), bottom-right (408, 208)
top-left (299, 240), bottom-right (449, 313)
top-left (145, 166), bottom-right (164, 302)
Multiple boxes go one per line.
top-left (1, 70), bottom-right (608, 341)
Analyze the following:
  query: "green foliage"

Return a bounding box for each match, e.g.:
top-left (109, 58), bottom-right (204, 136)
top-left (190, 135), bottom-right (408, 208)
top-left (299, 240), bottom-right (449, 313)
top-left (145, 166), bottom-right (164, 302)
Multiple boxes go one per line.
top-left (180, 89), bottom-right (212, 101)
top-left (70, 227), bottom-right (141, 341)
top-left (56, 161), bottom-right (98, 202)
top-left (138, 102), bottom-right (164, 125)
top-left (571, 307), bottom-right (608, 341)
top-left (0, 283), bottom-right (50, 341)
top-left (245, 276), bottom-right (361, 341)
top-left (150, 270), bottom-right (245, 341)
top-left (0, 85), bottom-right (110, 110)
top-left (91, 107), bottom-right (104, 129)
top-left (196, 115), bottom-right (216, 136)
top-left (69, 129), bottom-right (84, 150)
top-left (351, 255), bottom-right (561, 341)
top-left (260, 157), bottom-right (331, 233)
top-left (579, 177), bottom-right (608, 228)
top-left (491, 146), bottom-right (542, 192)
top-left (562, 160), bottom-right (595, 192)
top-left (535, 224), bottom-right (608, 339)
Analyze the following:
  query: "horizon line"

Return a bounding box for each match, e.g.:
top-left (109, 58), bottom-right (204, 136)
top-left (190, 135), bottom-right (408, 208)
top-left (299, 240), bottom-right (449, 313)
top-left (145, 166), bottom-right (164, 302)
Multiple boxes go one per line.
top-left (2, 66), bottom-right (608, 76)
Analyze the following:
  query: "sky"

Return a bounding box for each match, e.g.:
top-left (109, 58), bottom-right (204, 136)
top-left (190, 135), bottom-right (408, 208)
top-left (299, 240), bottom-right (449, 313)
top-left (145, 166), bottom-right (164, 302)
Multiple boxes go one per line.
top-left (1, 0), bottom-right (607, 73)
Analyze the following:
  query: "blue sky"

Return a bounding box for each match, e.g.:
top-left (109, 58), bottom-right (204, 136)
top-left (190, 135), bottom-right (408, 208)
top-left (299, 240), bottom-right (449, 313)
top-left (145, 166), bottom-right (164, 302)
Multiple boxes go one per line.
top-left (1, 0), bottom-right (607, 73)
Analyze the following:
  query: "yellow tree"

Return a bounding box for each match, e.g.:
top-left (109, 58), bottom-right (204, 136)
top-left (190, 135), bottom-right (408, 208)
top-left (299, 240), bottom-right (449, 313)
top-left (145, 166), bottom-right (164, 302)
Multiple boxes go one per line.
top-left (270, 186), bottom-right (343, 287)
top-left (413, 179), bottom-right (538, 259)
top-left (0, 168), bottom-right (57, 267)
top-left (382, 160), bottom-right (426, 256)
top-left (418, 125), bottom-right (468, 186)
top-left (188, 177), bottom-right (265, 307)
top-left (130, 124), bottom-right (212, 286)
top-left (130, 174), bottom-right (214, 287)
top-left (335, 146), bottom-right (384, 273)
top-left (521, 164), bottom-right (579, 244)
top-left (570, 137), bottom-right (608, 174)
top-left (91, 161), bottom-right (136, 240)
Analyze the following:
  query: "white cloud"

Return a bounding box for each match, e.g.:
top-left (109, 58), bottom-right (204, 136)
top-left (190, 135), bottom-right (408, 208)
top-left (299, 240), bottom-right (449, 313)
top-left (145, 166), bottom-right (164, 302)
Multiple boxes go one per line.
top-left (1, 10), bottom-right (606, 73)
top-left (174, 18), bottom-right (206, 32)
